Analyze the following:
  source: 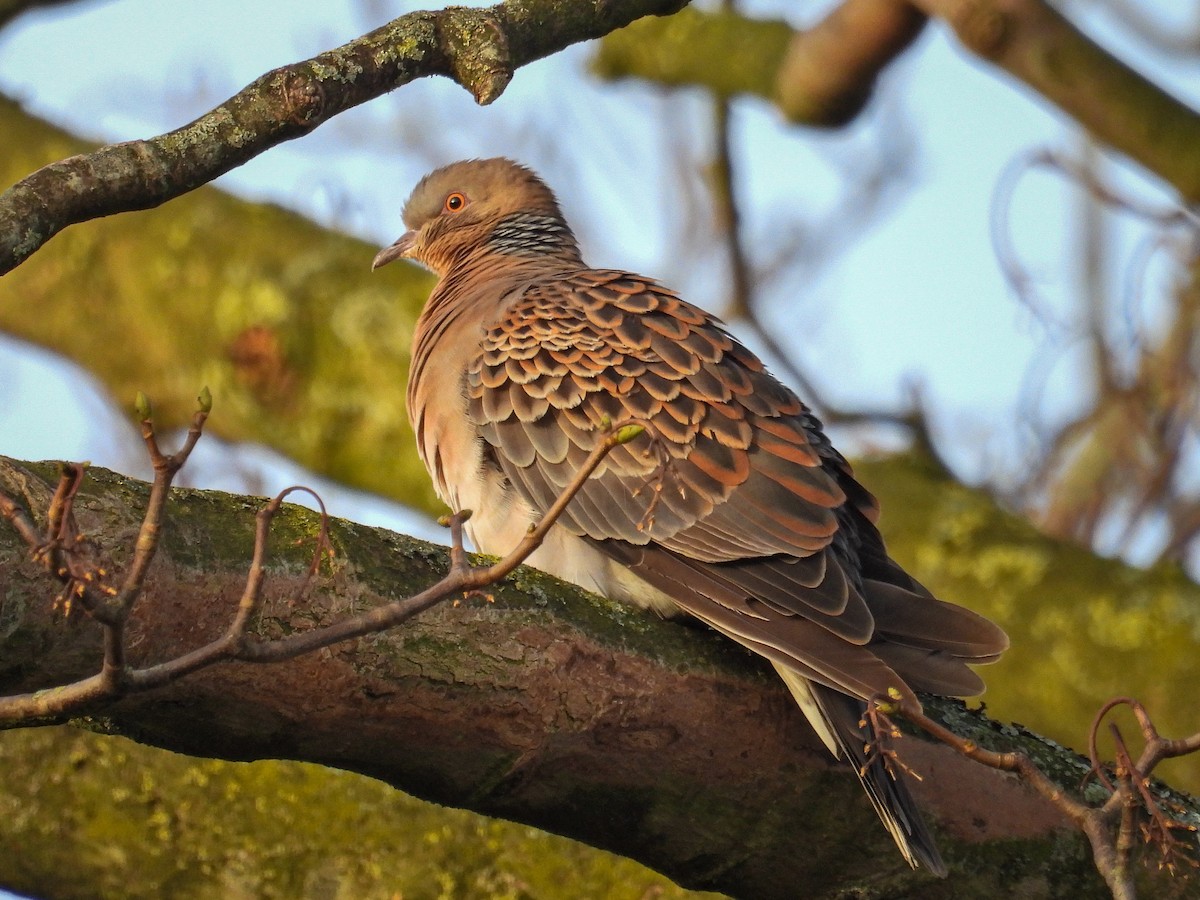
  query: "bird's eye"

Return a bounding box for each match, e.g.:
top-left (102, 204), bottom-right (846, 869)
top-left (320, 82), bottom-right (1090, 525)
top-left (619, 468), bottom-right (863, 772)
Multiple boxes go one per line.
top-left (444, 192), bottom-right (467, 213)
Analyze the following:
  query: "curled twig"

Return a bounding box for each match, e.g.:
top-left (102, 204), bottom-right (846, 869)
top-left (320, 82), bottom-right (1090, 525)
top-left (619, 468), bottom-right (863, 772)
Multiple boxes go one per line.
top-left (886, 691), bottom-right (1200, 899)
top-left (990, 147), bottom-right (1198, 324)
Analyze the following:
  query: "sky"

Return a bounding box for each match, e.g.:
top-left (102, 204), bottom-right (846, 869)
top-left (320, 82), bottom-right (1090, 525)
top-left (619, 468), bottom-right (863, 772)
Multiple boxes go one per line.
top-left (0, 1), bottom-right (1196, 531)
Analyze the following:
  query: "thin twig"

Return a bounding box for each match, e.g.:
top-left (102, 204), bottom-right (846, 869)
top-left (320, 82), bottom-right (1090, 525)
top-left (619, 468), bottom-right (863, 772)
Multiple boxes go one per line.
top-left (891, 692), bottom-right (1200, 898)
top-left (0, 489), bottom-right (40, 546)
top-left (711, 92), bottom-right (751, 321)
top-left (0, 415), bottom-right (646, 724)
top-left (114, 394), bottom-right (211, 617)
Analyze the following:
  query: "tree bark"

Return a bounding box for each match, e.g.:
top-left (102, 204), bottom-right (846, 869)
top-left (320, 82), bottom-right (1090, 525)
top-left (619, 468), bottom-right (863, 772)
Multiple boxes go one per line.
top-left (3, 456), bottom-right (1195, 898)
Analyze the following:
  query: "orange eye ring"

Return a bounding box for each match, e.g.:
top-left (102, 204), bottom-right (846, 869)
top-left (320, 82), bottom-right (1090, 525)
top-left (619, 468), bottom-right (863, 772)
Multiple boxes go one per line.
top-left (443, 192), bottom-right (467, 213)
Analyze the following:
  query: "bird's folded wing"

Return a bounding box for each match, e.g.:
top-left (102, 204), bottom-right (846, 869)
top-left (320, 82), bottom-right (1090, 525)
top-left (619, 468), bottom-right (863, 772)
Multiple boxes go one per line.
top-left (466, 269), bottom-right (1008, 702)
top-left (598, 538), bottom-right (1000, 705)
top-left (467, 270), bottom-right (854, 553)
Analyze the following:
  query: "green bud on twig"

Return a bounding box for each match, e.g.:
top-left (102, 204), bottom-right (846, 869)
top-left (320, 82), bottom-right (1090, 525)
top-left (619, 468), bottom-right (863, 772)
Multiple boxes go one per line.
top-left (437, 509), bottom-right (474, 527)
top-left (614, 424), bottom-right (645, 444)
top-left (134, 392), bottom-right (152, 421)
top-left (197, 386), bottom-right (213, 414)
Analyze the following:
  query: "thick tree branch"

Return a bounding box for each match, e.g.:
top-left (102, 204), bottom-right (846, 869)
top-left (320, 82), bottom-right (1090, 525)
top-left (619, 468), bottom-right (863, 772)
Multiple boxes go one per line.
top-left (2, 455), bottom-right (1197, 897)
top-left (593, 1), bottom-right (927, 124)
top-left (0, 0), bottom-right (688, 275)
top-left (775, 0), bottom-right (928, 126)
top-left (593, 9), bottom-right (794, 103)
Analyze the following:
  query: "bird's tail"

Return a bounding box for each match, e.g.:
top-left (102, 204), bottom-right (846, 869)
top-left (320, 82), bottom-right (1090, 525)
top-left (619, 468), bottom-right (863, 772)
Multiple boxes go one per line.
top-left (774, 664), bottom-right (947, 877)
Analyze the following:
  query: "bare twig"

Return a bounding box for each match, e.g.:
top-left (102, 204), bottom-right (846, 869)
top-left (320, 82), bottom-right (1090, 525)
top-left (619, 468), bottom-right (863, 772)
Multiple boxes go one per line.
top-left (697, 44), bottom-right (942, 473)
top-left (710, 96), bottom-right (751, 322)
top-left (989, 143), bottom-right (1200, 570)
top-left (991, 147), bottom-right (1197, 317)
top-left (886, 692), bottom-right (1200, 899)
top-left (30, 462), bottom-right (94, 617)
top-left (127, 485), bottom-right (331, 690)
top-left (0, 487), bottom-right (39, 547)
top-left (696, 66), bottom-right (947, 483)
top-left (0, 411), bottom-right (646, 725)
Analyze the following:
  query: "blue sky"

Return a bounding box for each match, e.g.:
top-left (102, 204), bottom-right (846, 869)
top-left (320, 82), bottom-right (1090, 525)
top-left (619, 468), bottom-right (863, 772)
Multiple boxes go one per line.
top-left (0, 0), bottom-right (1194, 534)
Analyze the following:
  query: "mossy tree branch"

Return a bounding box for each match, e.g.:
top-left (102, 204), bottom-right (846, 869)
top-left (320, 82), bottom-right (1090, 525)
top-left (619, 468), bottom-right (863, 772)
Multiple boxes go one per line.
top-left (0, 0), bottom-right (689, 275)
top-left (916, 0), bottom-right (1200, 201)
top-left (4, 455), bottom-right (1198, 898)
top-left (0, 414), bottom-right (643, 724)
top-left (593, 2), bottom-right (926, 126)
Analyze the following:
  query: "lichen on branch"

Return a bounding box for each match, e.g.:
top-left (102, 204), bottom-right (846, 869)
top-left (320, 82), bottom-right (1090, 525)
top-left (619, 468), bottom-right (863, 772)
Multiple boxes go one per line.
top-left (0, 0), bottom-right (690, 274)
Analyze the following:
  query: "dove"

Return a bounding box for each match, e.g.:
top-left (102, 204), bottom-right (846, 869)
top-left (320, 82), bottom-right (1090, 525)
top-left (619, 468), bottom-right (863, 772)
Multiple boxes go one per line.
top-left (373, 157), bottom-right (1008, 875)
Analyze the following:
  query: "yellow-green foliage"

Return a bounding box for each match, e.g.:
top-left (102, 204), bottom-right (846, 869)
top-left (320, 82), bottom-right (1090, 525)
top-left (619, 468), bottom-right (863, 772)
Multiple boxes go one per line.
top-left (0, 727), bottom-right (721, 900)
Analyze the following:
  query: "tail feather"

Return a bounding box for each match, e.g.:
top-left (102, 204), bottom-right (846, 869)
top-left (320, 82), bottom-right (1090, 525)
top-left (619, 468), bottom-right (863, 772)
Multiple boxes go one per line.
top-left (774, 664), bottom-right (947, 877)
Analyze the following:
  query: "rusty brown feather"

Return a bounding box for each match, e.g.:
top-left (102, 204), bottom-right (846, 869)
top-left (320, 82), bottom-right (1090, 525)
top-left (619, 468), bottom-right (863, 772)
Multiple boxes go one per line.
top-left (375, 157), bottom-right (1009, 876)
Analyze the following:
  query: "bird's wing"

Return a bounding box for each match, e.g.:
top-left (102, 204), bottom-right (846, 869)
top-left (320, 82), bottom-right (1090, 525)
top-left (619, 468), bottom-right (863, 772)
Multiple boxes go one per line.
top-left (467, 269), bottom-right (1007, 705)
top-left (467, 270), bottom-right (849, 553)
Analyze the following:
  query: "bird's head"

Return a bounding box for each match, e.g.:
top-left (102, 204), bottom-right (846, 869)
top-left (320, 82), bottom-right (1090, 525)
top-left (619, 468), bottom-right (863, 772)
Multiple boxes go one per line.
top-left (372, 157), bottom-right (580, 276)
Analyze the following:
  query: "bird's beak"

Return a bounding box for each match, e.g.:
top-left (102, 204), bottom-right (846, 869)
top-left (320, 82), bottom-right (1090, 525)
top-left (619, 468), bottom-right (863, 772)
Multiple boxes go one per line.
top-left (371, 231), bottom-right (418, 270)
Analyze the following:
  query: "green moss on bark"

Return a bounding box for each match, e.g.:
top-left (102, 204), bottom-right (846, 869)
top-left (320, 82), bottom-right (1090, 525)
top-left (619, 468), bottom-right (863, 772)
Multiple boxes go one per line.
top-left (0, 726), bottom-right (718, 900)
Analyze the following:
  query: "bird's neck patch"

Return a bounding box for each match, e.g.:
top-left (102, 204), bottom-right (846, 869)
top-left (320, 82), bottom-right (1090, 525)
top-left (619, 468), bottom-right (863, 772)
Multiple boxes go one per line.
top-left (487, 212), bottom-right (580, 259)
